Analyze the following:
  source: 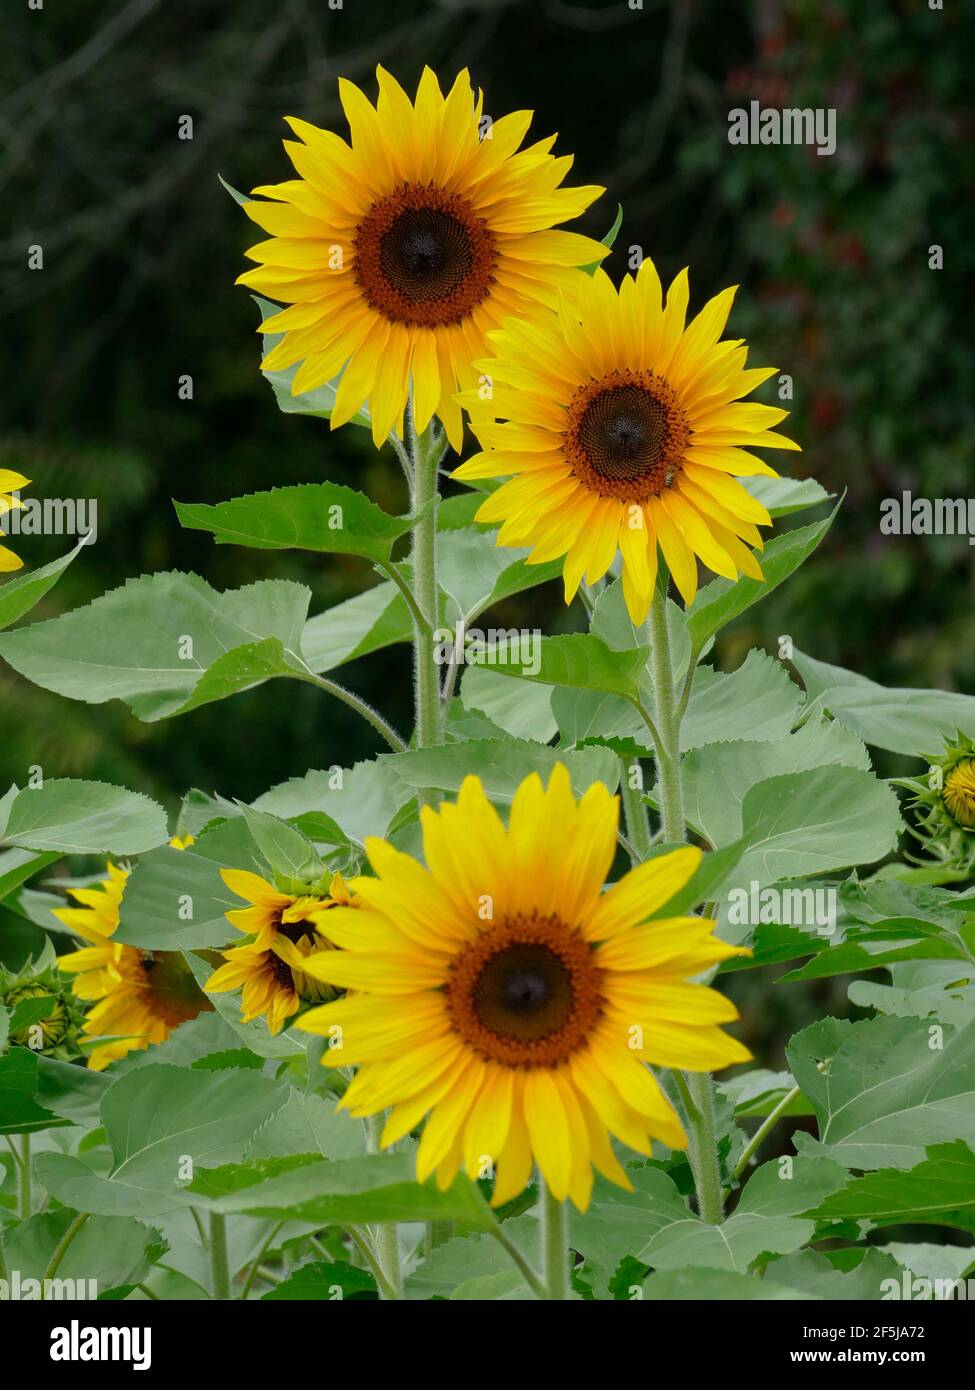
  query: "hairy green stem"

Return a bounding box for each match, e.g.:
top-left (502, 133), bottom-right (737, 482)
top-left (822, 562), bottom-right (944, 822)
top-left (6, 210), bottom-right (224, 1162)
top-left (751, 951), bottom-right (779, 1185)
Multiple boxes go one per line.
top-left (300, 672), bottom-right (407, 752)
top-left (408, 404), bottom-right (443, 772)
top-left (619, 755), bottom-right (652, 860)
top-left (364, 1112), bottom-right (402, 1299)
top-left (40, 1211), bottom-right (90, 1296)
top-left (488, 1224), bottom-right (548, 1300)
top-left (539, 1178), bottom-right (571, 1300)
top-left (343, 1225), bottom-right (398, 1300)
top-left (240, 1220), bottom-right (285, 1300)
top-left (647, 590), bottom-right (685, 843)
top-left (208, 1212), bottom-right (231, 1300)
top-left (733, 1083), bottom-right (802, 1180)
top-left (649, 583), bottom-right (724, 1222)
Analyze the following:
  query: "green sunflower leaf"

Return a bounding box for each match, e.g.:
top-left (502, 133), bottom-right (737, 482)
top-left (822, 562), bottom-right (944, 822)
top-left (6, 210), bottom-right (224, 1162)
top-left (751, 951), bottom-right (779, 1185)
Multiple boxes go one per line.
top-left (638, 1155), bottom-right (848, 1274)
top-left (175, 482), bottom-right (426, 563)
top-left (236, 802), bottom-right (323, 883)
top-left (114, 815), bottom-right (268, 951)
top-left (559, 649), bottom-right (801, 752)
top-left (0, 779), bottom-right (168, 856)
top-left (791, 648), bottom-right (975, 757)
top-left (685, 501), bottom-right (840, 650)
top-left (741, 475), bottom-right (833, 518)
top-left (468, 632), bottom-right (648, 701)
top-left (35, 1064), bottom-right (292, 1217)
top-left (261, 1259), bottom-right (377, 1300)
top-left (0, 847), bottom-right (60, 902)
top-left (0, 572), bottom-right (315, 721)
top-left (3, 1208), bottom-right (167, 1298)
top-left (435, 524), bottom-right (564, 622)
top-left (381, 738), bottom-right (620, 803)
top-left (300, 580), bottom-right (412, 675)
top-left (460, 665), bottom-right (557, 743)
top-left (0, 537), bottom-right (89, 632)
top-left (0, 1049), bottom-right (69, 1134)
top-left (252, 295), bottom-right (371, 428)
top-left (787, 1014), bottom-right (975, 1169)
top-left (679, 717), bottom-right (870, 847)
top-left (727, 765), bottom-right (903, 892)
top-left (190, 1151), bottom-right (498, 1231)
top-left (806, 1141), bottom-right (975, 1235)
top-left (254, 759), bottom-right (413, 849)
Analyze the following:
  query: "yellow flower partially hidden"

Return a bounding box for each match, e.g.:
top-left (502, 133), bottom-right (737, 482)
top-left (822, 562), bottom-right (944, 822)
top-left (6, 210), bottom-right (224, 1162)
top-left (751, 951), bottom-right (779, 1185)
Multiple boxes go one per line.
top-left (454, 262), bottom-right (800, 622)
top-left (944, 758), bottom-right (975, 830)
top-left (55, 849), bottom-right (211, 1071)
top-left (237, 66), bottom-right (606, 451)
top-left (296, 766), bottom-right (749, 1212)
top-left (0, 470), bottom-right (31, 572)
top-left (205, 869), bottom-right (354, 1035)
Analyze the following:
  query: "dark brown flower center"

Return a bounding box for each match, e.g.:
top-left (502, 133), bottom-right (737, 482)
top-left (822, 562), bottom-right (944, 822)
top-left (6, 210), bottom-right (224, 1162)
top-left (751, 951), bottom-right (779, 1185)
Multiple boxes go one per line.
top-left (354, 182), bottom-right (497, 327)
top-left (267, 952), bottom-right (297, 990)
top-left (139, 951), bottom-right (213, 1027)
top-left (445, 914), bottom-right (605, 1067)
top-left (564, 369), bottom-right (690, 502)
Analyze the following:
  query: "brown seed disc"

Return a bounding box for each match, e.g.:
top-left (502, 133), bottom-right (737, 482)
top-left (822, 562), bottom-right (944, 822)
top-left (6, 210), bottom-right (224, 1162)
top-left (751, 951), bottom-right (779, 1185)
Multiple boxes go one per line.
top-left (445, 913), bottom-right (605, 1068)
top-left (353, 182), bottom-right (497, 327)
top-left (563, 368), bottom-right (690, 503)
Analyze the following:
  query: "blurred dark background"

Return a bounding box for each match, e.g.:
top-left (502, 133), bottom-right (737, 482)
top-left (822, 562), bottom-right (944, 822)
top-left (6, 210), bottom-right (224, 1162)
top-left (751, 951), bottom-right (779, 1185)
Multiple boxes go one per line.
top-left (1, 0), bottom-right (971, 1060)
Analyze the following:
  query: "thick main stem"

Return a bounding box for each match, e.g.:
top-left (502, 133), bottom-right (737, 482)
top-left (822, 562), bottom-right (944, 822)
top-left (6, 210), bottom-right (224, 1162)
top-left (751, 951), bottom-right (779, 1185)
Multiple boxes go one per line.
top-left (648, 585), bottom-right (724, 1223)
top-left (408, 409), bottom-right (442, 766)
top-left (364, 1112), bottom-right (402, 1299)
top-left (208, 1212), bottom-right (231, 1300)
top-left (539, 1178), bottom-right (570, 1301)
top-left (647, 593), bottom-right (684, 843)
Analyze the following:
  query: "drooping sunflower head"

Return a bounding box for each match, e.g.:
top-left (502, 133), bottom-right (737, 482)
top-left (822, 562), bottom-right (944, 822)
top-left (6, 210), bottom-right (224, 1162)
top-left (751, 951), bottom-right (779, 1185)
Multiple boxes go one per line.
top-left (206, 868), bottom-right (354, 1034)
top-left (237, 66), bottom-right (606, 450)
top-left (296, 766), bottom-right (749, 1212)
top-left (0, 469), bottom-right (30, 572)
top-left (53, 862), bottom-right (130, 1000)
top-left (75, 949), bottom-right (213, 1071)
top-left (55, 840), bottom-right (210, 1069)
top-left (454, 261), bottom-right (800, 623)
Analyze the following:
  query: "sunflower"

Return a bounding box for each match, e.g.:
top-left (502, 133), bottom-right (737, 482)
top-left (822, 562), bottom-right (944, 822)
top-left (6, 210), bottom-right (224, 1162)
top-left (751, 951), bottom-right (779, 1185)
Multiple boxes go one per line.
top-left (237, 66), bottom-right (606, 451)
top-left (205, 869), bottom-right (354, 1034)
top-left (295, 766), bottom-right (749, 1211)
top-left (944, 759), bottom-right (975, 830)
top-left (0, 469), bottom-right (30, 572)
top-left (453, 261), bottom-right (800, 622)
top-left (55, 855), bottom-right (212, 1070)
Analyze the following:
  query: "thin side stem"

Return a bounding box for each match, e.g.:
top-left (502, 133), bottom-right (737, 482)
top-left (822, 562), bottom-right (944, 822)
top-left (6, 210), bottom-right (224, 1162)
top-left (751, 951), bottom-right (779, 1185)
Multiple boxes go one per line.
top-left (376, 557), bottom-right (430, 638)
top-left (240, 1219), bottom-right (285, 1300)
top-left (733, 1084), bottom-right (802, 1181)
top-left (17, 1135), bottom-right (31, 1219)
top-left (208, 1212), bottom-right (231, 1300)
top-left (299, 672), bottom-right (407, 752)
top-left (40, 1212), bottom-right (90, 1297)
top-left (487, 1225), bottom-right (548, 1301)
top-left (619, 756), bottom-right (652, 860)
top-left (344, 1225), bottom-right (398, 1301)
top-left (190, 1206), bottom-right (209, 1252)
